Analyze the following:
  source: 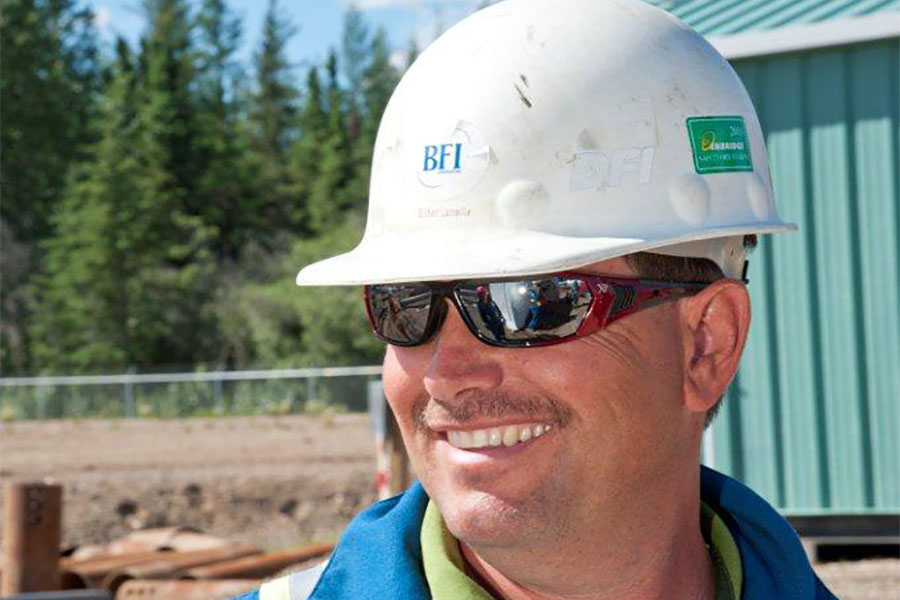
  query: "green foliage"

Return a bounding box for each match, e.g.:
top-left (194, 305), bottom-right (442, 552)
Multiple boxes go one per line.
top-left (32, 31), bottom-right (222, 370)
top-left (6, 0), bottom-right (412, 378)
top-left (306, 51), bottom-right (351, 232)
top-left (194, 0), bottom-right (264, 261)
top-left (0, 0), bottom-right (101, 373)
top-left (246, 0), bottom-right (302, 237)
top-left (0, 0), bottom-right (100, 243)
top-left (251, 0), bottom-right (297, 159)
top-left (31, 40), bottom-right (140, 369)
top-left (31, 0), bottom-right (224, 371)
top-left (348, 27), bottom-right (399, 214)
top-left (222, 217), bottom-right (383, 368)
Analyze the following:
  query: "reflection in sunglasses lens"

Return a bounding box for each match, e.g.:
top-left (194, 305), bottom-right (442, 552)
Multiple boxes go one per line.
top-left (369, 284), bottom-right (433, 344)
top-left (457, 277), bottom-right (593, 345)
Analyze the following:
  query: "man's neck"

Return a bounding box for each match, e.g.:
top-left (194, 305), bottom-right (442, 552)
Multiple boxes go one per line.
top-left (457, 503), bottom-right (716, 600)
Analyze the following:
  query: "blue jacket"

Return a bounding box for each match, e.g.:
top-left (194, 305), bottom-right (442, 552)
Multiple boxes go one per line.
top-left (234, 466), bottom-right (836, 599)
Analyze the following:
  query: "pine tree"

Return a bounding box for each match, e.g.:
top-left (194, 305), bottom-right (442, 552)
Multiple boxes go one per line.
top-left (348, 26), bottom-right (399, 211)
top-left (405, 36), bottom-right (420, 70)
top-left (32, 39), bottom-right (141, 369)
top-left (196, 0), bottom-right (242, 119)
top-left (0, 0), bottom-right (100, 244)
top-left (251, 0), bottom-right (297, 159)
top-left (287, 65), bottom-right (327, 232)
top-left (249, 0), bottom-right (299, 234)
top-left (305, 20), bottom-right (399, 231)
top-left (194, 0), bottom-right (257, 261)
top-left (341, 7), bottom-right (369, 106)
top-left (0, 0), bottom-right (100, 373)
top-left (119, 0), bottom-right (220, 365)
top-left (306, 50), bottom-right (350, 232)
top-left (341, 6), bottom-right (369, 143)
top-left (34, 0), bottom-right (223, 370)
top-left (138, 0), bottom-right (200, 198)
top-left (363, 28), bottom-right (399, 133)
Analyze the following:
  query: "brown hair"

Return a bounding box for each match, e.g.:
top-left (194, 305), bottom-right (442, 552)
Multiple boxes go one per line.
top-left (624, 235), bottom-right (757, 426)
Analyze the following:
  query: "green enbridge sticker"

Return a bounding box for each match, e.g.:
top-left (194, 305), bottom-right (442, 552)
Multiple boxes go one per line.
top-left (686, 116), bottom-right (753, 174)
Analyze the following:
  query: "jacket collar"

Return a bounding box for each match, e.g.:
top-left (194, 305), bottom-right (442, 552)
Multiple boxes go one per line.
top-left (311, 467), bottom-right (834, 599)
top-left (700, 466), bottom-right (835, 599)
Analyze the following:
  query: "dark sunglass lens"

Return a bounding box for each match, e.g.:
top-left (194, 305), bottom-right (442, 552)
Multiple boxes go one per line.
top-left (456, 277), bottom-right (593, 345)
top-left (367, 284), bottom-right (436, 345)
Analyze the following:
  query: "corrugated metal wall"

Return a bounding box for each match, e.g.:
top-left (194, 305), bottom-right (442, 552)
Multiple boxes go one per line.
top-left (706, 39), bottom-right (900, 515)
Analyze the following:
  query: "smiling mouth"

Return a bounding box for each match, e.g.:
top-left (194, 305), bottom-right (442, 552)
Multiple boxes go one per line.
top-left (444, 423), bottom-right (552, 450)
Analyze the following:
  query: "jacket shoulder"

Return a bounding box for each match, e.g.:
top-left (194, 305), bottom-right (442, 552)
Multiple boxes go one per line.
top-left (229, 485), bottom-right (430, 600)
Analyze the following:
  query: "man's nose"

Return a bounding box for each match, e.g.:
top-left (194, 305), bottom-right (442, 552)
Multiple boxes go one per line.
top-left (423, 300), bottom-right (504, 401)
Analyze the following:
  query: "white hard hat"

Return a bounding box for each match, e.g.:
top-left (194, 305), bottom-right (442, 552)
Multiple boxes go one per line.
top-left (297, 0), bottom-right (795, 286)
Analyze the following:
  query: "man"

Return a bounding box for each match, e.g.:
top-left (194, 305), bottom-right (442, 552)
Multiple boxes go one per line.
top-left (236, 0), bottom-right (836, 598)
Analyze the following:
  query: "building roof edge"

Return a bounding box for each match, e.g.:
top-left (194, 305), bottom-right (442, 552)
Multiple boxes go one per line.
top-left (708, 12), bottom-right (900, 59)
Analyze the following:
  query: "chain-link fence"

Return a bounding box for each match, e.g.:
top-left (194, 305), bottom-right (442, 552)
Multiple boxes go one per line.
top-left (0, 366), bottom-right (382, 420)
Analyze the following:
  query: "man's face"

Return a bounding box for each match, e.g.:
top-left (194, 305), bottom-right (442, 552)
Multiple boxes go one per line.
top-left (381, 257), bottom-right (701, 550)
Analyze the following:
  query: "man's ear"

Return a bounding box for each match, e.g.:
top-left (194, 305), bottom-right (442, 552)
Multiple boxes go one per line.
top-left (680, 280), bottom-right (751, 415)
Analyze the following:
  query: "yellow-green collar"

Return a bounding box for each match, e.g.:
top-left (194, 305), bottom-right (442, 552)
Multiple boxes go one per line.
top-left (702, 501), bottom-right (743, 600)
top-left (420, 500), bottom-right (495, 600)
top-left (420, 499), bottom-right (742, 600)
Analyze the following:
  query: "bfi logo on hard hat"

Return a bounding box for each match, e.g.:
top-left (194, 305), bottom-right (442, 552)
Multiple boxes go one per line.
top-left (416, 120), bottom-right (491, 198)
top-left (423, 143), bottom-right (463, 173)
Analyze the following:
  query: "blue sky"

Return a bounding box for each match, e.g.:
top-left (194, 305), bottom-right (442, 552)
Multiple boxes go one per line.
top-left (89, 0), bottom-right (485, 70)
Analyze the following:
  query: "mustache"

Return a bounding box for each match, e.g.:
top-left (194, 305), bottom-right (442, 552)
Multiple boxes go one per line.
top-left (414, 390), bottom-right (574, 432)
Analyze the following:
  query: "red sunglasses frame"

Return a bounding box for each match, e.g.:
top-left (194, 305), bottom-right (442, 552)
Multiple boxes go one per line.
top-left (363, 272), bottom-right (711, 348)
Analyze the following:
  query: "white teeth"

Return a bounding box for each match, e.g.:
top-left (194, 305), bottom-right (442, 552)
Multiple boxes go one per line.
top-left (488, 428), bottom-right (502, 447)
top-left (445, 423), bottom-right (552, 450)
top-left (472, 429), bottom-right (487, 447)
top-left (457, 430), bottom-right (474, 448)
top-left (502, 426), bottom-right (518, 447)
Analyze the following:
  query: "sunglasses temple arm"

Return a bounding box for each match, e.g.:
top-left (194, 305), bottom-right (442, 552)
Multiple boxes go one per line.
top-left (607, 285), bottom-right (701, 322)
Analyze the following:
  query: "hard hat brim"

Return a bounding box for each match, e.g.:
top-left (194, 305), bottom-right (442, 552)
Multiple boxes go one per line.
top-left (296, 222), bottom-right (796, 286)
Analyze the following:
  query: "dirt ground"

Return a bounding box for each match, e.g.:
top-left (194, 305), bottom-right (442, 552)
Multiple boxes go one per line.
top-left (0, 414), bottom-right (378, 551)
top-left (1, 415), bottom-right (897, 598)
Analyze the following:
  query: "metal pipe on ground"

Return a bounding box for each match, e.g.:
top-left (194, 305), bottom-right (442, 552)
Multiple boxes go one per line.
top-left (65, 528), bottom-right (233, 563)
top-left (2, 483), bottom-right (63, 594)
top-left (0, 591), bottom-right (111, 600)
top-left (116, 579), bottom-right (258, 599)
top-left (101, 545), bottom-right (260, 593)
top-left (182, 543), bottom-right (334, 580)
top-left (59, 550), bottom-right (179, 589)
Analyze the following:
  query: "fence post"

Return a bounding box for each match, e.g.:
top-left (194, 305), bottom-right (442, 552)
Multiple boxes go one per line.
top-left (124, 365), bottom-right (136, 418)
top-left (36, 370), bottom-right (48, 420)
top-left (387, 404), bottom-right (411, 496)
top-left (36, 388), bottom-right (46, 420)
top-left (306, 374), bottom-right (317, 405)
top-left (213, 363), bottom-right (224, 415)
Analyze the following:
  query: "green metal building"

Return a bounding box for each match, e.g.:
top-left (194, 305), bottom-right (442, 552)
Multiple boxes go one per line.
top-left (650, 0), bottom-right (900, 520)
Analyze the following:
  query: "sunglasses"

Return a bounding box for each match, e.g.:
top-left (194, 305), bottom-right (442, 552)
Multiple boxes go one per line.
top-left (363, 273), bottom-right (710, 348)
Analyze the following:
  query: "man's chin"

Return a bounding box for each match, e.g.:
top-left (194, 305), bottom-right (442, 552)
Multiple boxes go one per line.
top-left (436, 489), bottom-right (543, 549)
